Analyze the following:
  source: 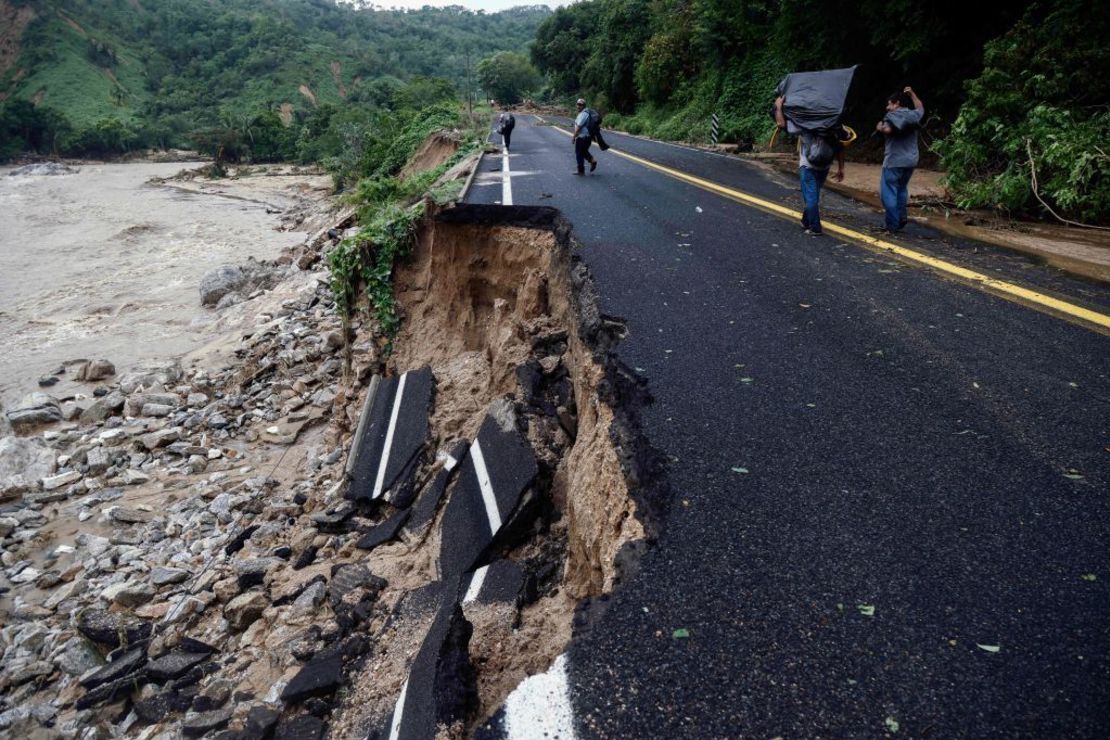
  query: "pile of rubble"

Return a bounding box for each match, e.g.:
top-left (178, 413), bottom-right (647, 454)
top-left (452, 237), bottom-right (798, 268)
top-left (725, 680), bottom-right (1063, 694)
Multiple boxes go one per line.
top-left (0, 258), bottom-right (365, 736)
top-left (1, 196), bottom-right (658, 739)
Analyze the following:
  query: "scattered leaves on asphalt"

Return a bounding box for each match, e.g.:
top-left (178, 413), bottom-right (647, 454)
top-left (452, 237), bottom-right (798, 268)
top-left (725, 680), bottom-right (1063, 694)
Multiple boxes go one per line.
top-left (976, 644), bottom-right (1001, 653)
top-left (731, 467), bottom-right (749, 474)
top-left (884, 716), bottom-right (900, 733)
top-left (799, 303), bottom-right (811, 309)
top-left (739, 377), bottom-right (754, 383)
top-left (1081, 573), bottom-right (1097, 582)
top-left (696, 206), bottom-right (703, 213)
top-left (673, 628), bottom-right (690, 639)
top-left (1062, 468), bottom-right (1084, 480)
top-left (857, 604), bottom-right (875, 617)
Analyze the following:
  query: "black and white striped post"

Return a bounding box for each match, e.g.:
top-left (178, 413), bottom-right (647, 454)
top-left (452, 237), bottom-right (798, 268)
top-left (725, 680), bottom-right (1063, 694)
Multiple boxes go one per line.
top-left (711, 112), bottom-right (720, 146)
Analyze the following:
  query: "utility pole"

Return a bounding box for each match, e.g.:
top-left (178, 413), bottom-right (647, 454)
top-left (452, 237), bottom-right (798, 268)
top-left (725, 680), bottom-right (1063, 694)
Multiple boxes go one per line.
top-left (465, 50), bottom-right (473, 118)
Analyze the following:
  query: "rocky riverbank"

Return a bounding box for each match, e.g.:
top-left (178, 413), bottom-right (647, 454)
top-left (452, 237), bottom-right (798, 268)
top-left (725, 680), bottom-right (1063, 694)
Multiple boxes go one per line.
top-left (0, 189), bottom-right (366, 736)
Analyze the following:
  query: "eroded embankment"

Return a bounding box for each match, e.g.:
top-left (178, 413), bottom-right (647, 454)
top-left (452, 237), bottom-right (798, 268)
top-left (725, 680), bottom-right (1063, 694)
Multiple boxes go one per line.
top-left (0, 182), bottom-right (665, 738)
top-left (328, 203), bottom-right (666, 737)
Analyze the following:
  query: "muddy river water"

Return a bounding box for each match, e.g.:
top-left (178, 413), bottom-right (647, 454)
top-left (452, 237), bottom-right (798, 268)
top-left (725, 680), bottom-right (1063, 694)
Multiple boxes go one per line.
top-left (0, 162), bottom-right (320, 409)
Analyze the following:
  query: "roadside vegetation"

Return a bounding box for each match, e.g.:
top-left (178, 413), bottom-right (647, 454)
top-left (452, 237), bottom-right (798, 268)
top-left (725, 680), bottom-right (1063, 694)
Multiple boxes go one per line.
top-left (326, 105), bottom-right (486, 345)
top-left (531, 0), bottom-right (1109, 225)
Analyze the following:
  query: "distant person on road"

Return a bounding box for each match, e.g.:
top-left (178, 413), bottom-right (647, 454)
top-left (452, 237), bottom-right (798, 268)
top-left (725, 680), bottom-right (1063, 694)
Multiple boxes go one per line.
top-left (572, 98), bottom-right (598, 176)
top-left (876, 86), bottom-right (924, 233)
top-left (774, 95), bottom-right (846, 235)
top-left (496, 106), bottom-right (516, 151)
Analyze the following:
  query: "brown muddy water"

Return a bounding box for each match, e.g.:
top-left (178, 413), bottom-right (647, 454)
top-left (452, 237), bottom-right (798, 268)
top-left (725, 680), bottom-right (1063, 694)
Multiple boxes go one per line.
top-left (0, 162), bottom-right (312, 408)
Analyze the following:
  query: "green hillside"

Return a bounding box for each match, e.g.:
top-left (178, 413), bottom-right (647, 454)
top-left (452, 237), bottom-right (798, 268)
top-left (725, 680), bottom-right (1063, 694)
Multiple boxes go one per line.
top-left (0, 0), bottom-right (550, 157)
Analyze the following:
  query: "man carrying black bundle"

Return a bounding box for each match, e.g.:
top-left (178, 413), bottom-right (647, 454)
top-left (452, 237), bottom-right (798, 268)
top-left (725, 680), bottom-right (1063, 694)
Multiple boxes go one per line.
top-left (876, 86), bottom-right (924, 232)
top-left (772, 66), bottom-right (857, 236)
top-left (775, 96), bottom-right (846, 235)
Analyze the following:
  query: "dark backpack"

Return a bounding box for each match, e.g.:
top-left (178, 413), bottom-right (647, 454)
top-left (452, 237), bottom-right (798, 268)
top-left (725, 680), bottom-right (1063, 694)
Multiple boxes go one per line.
top-left (803, 126), bottom-right (850, 169)
top-left (586, 109), bottom-right (602, 138)
top-left (804, 135), bottom-right (836, 168)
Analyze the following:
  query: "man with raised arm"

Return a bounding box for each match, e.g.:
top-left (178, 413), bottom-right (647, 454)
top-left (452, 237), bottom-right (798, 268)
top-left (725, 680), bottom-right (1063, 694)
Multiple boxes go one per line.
top-left (876, 86), bottom-right (925, 233)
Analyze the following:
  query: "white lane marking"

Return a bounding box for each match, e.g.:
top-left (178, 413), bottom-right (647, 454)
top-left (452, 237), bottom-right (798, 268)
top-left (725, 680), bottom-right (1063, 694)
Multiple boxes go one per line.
top-left (462, 565), bottom-right (489, 604)
top-left (504, 653), bottom-right (577, 739)
top-left (373, 372), bottom-right (407, 499)
top-left (470, 439), bottom-right (502, 534)
top-left (387, 678), bottom-right (409, 740)
top-left (501, 147), bottom-right (513, 206)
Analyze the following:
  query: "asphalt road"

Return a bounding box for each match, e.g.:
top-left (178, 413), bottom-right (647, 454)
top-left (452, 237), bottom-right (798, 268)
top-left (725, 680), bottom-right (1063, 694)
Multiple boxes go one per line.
top-left (467, 116), bottom-right (1110, 738)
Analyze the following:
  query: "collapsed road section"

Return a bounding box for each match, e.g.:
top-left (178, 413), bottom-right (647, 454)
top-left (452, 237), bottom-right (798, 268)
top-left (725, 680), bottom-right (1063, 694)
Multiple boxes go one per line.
top-left (0, 197), bottom-right (666, 738)
top-left (320, 203), bottom-right (668, 738)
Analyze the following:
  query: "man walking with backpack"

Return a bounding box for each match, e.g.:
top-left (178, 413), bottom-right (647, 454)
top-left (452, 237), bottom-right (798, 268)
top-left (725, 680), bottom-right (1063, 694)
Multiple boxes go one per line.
top-left (496, 106), bottom-right (516, 151)
top-left (876, 86), bottom-right (924, 232)
top-left (774, 95), bottom-right (845, 235)
top-left (572, 98), bottom-right (598, 175)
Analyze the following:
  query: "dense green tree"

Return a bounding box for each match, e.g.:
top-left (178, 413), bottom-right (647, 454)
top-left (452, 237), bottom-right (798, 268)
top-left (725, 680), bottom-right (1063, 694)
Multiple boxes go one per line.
top-left (476, 52), bottom-right (540, 104)
top-left (0, 100), bottom-right (71, 158)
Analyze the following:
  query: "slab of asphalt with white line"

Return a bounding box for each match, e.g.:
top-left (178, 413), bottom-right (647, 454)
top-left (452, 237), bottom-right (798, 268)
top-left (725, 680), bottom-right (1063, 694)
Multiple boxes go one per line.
top-left (469, 114), bottom-right (1110, 737)
top-left (438, 413), bottom-right (538, 582)
top-left (348, 367), bottom-right (434, 506)
top-left (382, 407), bottom-right (539, 740)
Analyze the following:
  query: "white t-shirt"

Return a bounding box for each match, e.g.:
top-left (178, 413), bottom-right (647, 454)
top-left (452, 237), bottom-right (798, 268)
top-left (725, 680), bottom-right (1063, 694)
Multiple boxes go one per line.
top-left (574, 110), bottom-right (591, 139)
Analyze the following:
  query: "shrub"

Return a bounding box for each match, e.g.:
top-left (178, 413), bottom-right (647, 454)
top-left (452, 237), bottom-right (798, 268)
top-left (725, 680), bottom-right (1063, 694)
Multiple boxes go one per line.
top-left (937, 0), bottom-right (1110, 223)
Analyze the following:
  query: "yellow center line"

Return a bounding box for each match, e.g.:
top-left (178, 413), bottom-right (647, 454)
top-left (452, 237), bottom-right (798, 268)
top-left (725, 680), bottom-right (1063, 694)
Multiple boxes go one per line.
top-left (548, 123), bottom-right (1110, 333)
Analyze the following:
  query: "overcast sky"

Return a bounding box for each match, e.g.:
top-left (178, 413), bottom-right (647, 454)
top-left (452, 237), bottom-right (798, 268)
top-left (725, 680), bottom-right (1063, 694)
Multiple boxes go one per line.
top-left (355, 1), bottom-right (575, 12)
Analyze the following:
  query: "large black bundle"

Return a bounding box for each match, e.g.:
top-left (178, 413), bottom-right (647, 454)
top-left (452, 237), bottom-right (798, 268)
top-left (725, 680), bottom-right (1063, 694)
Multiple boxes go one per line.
top-left (776, 66), bottom-right (857, 134)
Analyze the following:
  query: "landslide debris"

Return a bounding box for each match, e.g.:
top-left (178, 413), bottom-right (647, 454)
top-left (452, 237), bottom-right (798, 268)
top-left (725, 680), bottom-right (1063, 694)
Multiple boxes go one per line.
top-left (0, 160), bottom-right (662, 739)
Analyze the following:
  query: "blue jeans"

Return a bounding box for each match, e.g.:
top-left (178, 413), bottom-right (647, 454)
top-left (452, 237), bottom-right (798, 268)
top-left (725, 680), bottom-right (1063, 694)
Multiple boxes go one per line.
top-left (881, 166), bottom-right (914, 231)
top-left (799, 166), bottom-right (828, 233)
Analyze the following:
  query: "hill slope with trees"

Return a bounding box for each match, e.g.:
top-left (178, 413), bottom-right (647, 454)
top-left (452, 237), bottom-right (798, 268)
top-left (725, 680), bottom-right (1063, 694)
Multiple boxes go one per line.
top-left (0, 0), bottom-right (550, 159)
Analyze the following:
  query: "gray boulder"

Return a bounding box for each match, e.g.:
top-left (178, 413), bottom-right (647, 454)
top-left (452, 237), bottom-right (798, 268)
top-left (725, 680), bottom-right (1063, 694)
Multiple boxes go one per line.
top-left (199, 265), bottom-right (245, 306)
top-left (79, 391), bottom-right (125, 424)
top-left (77, 359), bottom-right (115, 382)
top-left (199, 258), bottom-right (283, 307)
top-left (0, 436), bottom-right (58, 493)
top-left (7, 394), bottom-right (63, 431)
top-left (118, 363), bottom-right (183, 394)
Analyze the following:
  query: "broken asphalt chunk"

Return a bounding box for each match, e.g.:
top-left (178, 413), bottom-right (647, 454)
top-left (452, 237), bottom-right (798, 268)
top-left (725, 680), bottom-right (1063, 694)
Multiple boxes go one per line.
top-left (348, 367), bottom-right (434, 504)
top-left (147, 652), bottom-right (210, 682)
top-left (280, 653), bottom-right (343, 704)
top-left (403, 441), bottom-right (468, 544)
top-left (356, 508), bottom-right (410, 551)
top-left (461, 559), bottom-right (525, 606)
top-left (387, 603), bottom-right (477, 740)
top-left (328, 563), bottom-right (386, 608)
top-left (79, 646), bottom-right (146, 689)
top-left (275, 714), bottom-right (326, 740)
top-left (438, 412), bottom-right (537, 581)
